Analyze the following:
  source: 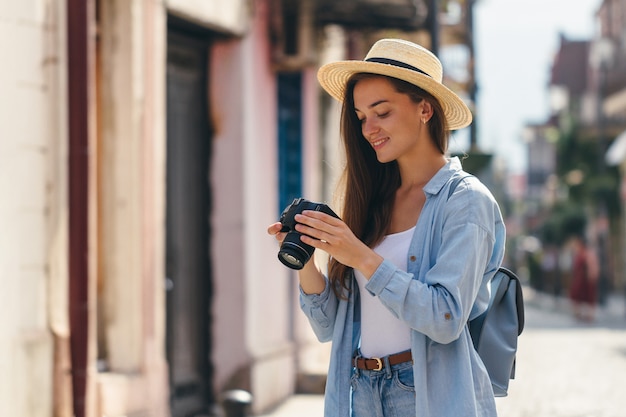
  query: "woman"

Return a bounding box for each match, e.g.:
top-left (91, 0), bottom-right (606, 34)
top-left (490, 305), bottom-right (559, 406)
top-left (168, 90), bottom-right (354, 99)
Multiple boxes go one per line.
top-left (268, 39), bottom-right (505, 417)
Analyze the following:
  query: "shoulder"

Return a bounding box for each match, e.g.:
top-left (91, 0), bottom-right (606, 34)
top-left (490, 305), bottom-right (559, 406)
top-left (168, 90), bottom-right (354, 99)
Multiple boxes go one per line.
top-left (444, 174), bottom-right (502, 226)
top-left (447, 172), bottom-right (495, 203)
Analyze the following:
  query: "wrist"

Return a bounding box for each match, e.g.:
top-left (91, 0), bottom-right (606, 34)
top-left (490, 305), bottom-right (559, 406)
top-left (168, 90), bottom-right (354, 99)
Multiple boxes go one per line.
top-left (358, 253), bottom-right (383, 280)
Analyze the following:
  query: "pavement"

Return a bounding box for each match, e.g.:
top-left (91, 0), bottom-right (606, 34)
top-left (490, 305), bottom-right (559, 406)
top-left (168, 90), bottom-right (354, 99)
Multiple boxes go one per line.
top-left (256, 394), bottom-right (325, 417)
top-left (256, 286), bottom-right (626, 417)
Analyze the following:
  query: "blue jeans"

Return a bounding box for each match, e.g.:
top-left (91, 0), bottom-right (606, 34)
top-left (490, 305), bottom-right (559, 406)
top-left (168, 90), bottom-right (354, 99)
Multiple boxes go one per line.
top-left (350, 359), bottom-right (415, 417)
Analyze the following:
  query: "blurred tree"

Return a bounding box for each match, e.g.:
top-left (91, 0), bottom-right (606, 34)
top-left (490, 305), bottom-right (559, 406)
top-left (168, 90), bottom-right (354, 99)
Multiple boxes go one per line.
top-left (554, 119), bottom-right (621, 222)
top-left (540, 201), bottom-right (587, 246)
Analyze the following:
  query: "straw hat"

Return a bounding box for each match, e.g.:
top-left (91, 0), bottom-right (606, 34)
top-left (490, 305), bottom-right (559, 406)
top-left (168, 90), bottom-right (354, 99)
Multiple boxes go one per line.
top-left (317, 38), bottom-right (472, 130)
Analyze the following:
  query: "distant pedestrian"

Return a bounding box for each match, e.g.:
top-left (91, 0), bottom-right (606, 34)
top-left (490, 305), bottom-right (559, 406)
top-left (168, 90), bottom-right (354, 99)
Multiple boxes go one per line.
top-left (569, 235), bottom-right (599, 322)
top-left (268, 39), bottom-right (505, 417)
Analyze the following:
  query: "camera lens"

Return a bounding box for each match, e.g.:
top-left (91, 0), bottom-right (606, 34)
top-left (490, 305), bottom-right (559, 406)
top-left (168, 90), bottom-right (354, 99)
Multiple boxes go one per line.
top-left (276, 199), bottom-right (339, 270)
top-left (278, 240), bottom-right (312, 270)
top-left (279, 252), bottom-right (304, 269)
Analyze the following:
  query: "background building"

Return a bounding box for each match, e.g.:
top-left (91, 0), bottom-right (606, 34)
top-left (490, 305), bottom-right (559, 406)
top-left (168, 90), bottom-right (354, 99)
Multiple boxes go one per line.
top-left (521, 0), bottom-right (626, 301)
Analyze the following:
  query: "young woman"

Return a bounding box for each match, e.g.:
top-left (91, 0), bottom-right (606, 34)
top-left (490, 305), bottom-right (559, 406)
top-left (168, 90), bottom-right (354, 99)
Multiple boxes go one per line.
top-left (268, 39), bottom-right (505, 417)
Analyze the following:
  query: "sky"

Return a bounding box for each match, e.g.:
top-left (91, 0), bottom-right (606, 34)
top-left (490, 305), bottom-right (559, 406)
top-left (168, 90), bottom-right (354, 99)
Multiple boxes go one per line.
top-left (467, 0), bottom-right (602, 174)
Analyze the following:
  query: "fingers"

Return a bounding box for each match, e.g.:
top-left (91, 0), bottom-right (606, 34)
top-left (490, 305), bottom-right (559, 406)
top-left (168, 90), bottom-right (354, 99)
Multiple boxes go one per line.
top-left (267, 222), bottom-right (286, 244)
top-left (299, 210), bottom-right (340, 223)
top-left (295, 211), bottom-right (340, 231)
top-left (267, 222), bottom-right (283, 235)
top-left (269, 211), bottom-right (341, 247)
top-left (294, 211), bottom-right (344, 245)
top-left (294, 211), bottom-right (368, 270)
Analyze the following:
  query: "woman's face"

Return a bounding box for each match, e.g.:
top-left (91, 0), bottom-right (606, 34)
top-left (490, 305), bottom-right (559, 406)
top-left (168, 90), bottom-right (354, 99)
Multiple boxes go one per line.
top-left (353, 76), bottom-right (427, 164)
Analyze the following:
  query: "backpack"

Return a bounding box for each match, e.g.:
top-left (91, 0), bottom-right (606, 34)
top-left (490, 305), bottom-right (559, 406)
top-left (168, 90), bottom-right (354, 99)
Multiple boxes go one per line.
top-left (448, 174), bottom-right (525, 397)
top-left (469, 267), bottom-right (524, 396)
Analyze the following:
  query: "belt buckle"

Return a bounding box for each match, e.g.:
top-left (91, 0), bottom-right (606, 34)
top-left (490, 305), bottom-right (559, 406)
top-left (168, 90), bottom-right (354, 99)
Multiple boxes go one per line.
top-left (372, 357), bottom-right (383, 371)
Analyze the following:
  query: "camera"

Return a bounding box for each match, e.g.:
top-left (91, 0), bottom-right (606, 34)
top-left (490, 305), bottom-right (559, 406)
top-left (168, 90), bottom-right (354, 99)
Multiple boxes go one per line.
top-left (277, 198), bottom-right (339, 270)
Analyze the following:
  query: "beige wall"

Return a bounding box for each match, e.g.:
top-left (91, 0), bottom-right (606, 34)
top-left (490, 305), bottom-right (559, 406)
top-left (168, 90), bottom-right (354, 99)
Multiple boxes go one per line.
top-left (96, 0), bottom-right (169, 415)
top-left (0, 0), bottom-right (68, 415)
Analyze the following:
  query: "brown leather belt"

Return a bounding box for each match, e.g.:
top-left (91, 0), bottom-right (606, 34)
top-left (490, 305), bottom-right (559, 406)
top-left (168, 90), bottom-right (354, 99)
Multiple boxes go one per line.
top-left (353, 350), bottom-right (413, 371)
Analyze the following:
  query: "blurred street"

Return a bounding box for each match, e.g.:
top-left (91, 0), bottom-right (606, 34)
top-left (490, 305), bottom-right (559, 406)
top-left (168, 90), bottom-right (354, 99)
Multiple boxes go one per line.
top-left (259, 287), bottom-right (626, 417)
top-left (495, 288), bottom-right (626, 417)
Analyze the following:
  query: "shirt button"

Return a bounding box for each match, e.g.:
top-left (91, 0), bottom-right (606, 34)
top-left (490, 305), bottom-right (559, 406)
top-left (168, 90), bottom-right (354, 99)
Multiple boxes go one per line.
top-left (409, 255), bottom-right (417, 262)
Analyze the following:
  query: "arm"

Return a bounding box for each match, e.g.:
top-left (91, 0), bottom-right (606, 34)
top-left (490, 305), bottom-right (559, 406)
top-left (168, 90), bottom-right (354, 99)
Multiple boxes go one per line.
top-left (267, 221), bottom-right (339, 341)
top-left (297, 255), bottom-right (327, 295)
top-left (293, 211), bottom-right (384, 278)
top-left (366, 186), bottom-right (504, 344)
top-left (267, 221), bottom-right (328, 294)
top-left (368, 224), bottom-right (495, 344)
top-left (299, 274), bottom-right (339, 342)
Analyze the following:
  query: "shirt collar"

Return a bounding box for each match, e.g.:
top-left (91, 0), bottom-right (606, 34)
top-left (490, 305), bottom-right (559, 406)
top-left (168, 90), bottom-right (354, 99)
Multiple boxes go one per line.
top-left (423, 156), bottom-right (463, 197)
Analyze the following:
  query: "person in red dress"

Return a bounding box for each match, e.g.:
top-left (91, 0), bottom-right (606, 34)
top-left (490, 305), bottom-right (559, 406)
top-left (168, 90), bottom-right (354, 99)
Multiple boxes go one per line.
top-left (569, 235), bottom-right (599, 322)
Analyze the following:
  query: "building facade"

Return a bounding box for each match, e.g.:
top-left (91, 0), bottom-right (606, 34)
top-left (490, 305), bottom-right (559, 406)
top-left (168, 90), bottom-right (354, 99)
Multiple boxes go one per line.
top-left (1, 0), bottom-right (478, 416)
top-left (1, 0), bottom-right (330, 415)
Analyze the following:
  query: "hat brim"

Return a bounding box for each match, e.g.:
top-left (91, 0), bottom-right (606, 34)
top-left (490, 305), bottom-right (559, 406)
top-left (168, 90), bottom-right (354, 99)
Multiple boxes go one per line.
top-left (318, 61), bottom-right (472, 131)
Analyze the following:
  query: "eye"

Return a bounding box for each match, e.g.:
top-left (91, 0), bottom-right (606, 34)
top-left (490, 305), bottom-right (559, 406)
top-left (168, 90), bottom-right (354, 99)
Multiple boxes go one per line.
top-left (377, 111), bottom-right (390, 119)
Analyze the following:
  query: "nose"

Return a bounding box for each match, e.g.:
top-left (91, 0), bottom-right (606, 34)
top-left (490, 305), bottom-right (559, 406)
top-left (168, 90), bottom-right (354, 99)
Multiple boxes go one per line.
top-left (362, 118), bottom-right (380, 139)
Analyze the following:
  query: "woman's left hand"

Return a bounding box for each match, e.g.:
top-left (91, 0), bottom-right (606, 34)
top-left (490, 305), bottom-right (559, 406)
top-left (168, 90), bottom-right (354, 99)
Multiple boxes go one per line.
top-left (294, 210), bottom-right (383, 278)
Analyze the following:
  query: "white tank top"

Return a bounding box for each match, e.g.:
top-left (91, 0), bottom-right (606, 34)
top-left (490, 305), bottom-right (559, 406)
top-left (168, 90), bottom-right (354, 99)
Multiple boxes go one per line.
top-left (354, 226), bottom-right (415, 358)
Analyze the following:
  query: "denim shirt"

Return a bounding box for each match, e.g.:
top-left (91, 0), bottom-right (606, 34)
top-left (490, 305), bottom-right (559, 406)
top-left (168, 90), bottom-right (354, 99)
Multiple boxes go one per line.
top-left (300, 157), bottom-right (505, 417)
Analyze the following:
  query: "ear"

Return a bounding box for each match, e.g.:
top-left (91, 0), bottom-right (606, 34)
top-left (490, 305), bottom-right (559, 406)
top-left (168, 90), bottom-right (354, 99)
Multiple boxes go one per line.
top-left (419, 100), bottom-right (434, 124)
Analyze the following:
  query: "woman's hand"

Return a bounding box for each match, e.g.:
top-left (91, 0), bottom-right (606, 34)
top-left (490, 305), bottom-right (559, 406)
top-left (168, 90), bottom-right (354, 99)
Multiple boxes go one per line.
top-left (294, 210), bottom-right (383, 279)
top-left (267, 221), bottom-right (286, 244)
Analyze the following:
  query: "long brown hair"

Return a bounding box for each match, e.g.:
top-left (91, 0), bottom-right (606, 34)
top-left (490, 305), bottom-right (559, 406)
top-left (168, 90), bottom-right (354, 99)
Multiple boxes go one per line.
top-left (328, 73), bottom-right (449, 297)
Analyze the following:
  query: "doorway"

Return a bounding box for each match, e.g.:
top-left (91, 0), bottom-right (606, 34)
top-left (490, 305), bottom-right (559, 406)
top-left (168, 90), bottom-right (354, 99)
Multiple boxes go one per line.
top-left (165, 25), bottom-right (214, 416)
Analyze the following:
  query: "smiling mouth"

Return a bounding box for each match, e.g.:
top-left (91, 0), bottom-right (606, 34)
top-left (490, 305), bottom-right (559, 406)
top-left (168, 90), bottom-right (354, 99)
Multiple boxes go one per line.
top-left (371, 137), bottom-right (389, 149)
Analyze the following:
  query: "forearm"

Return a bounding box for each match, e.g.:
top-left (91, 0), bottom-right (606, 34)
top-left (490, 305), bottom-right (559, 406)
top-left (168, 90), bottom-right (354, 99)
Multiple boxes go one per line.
top-left (298, 260), bottom-right (327, 295)
top-left (299, 265), bottom-right (338, 343)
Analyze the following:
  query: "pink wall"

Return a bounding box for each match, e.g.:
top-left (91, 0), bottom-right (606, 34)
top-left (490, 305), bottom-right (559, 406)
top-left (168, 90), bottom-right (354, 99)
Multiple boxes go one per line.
top-left (209, 0), bottom-right (326, 410)
top-left (209, 0), bottom-right (294, 409)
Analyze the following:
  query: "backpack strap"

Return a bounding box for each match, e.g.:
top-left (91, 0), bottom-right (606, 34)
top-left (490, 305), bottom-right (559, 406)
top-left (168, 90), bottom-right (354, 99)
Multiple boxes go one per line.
top-left (449, 174), bottom-right (525, 336)
top-left (447, 174), bottom-right (475, 200)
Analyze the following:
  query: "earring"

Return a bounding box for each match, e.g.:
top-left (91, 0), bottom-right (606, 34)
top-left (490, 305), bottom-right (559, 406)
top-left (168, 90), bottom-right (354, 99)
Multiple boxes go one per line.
top-left (422, 118), bottom-right (427, 125)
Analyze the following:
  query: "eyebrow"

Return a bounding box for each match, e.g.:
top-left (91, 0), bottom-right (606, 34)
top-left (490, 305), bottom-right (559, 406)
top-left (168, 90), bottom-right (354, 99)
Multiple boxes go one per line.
top-left (354, 99), bottom-right (389, 112)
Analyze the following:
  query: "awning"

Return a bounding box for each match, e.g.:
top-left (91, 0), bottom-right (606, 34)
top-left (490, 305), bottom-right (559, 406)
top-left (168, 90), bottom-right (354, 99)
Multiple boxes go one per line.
top-left (315, 0), bottom-right (428, 30)
top-left (606, 129), bottom-right (626, 166)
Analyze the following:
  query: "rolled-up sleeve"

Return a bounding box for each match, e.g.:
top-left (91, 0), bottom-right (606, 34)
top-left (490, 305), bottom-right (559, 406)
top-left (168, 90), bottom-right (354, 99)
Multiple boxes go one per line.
top-left (365, 181), bottom-right (501, 345)
top-left (300, 277), bottom-right (339, 342)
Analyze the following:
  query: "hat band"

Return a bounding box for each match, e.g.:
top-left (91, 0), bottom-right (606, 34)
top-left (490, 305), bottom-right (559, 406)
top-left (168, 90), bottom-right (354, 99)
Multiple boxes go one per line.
top-left (365, 57), bottom-right (431, 78)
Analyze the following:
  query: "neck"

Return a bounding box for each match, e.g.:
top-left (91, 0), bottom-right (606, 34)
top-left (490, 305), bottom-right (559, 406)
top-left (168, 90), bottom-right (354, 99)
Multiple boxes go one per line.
top-left (397, 151), bottom-right (447, 190)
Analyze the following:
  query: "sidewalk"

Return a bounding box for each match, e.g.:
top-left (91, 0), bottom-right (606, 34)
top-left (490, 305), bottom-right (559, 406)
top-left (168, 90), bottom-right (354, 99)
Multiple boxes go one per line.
top-left (256, 394), bottom-right (325, 417)
top-left (522, 285), bottom-right (626, 328)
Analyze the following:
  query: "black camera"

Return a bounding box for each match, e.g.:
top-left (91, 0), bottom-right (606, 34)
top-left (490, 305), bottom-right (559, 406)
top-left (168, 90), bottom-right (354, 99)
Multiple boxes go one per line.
top-left (278, 198), bottom-right (339, 270)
